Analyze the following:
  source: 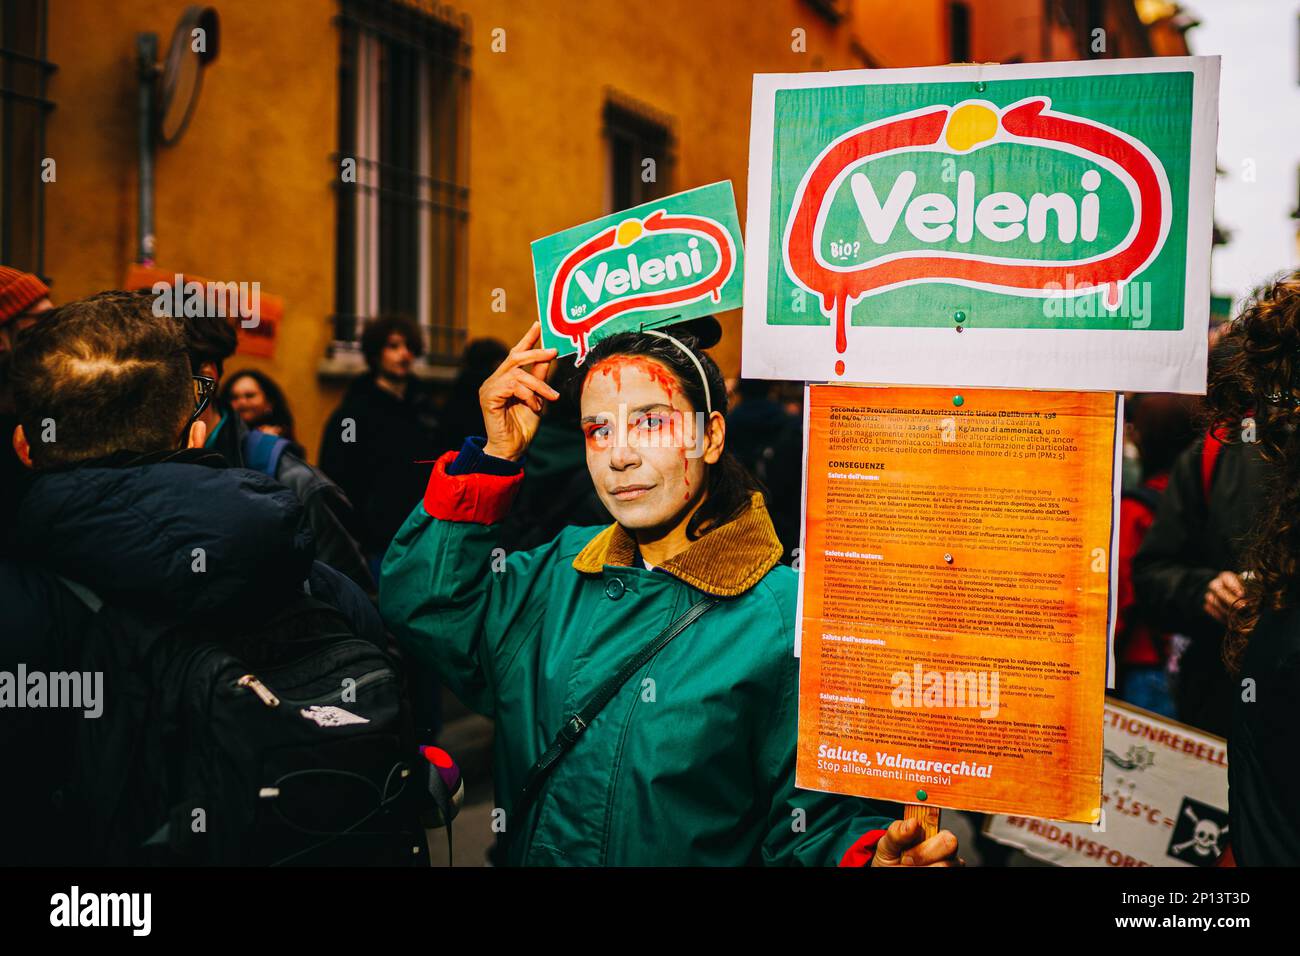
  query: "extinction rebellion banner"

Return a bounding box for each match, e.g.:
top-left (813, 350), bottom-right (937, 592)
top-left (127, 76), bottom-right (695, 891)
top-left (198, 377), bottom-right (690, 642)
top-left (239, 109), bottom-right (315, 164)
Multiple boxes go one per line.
top-left (742, 57), bottom-right (1219, 393)
top-left (532, 181), bottom-right (744, 361)
top-left (984, 699), bottom-right (1229, 867)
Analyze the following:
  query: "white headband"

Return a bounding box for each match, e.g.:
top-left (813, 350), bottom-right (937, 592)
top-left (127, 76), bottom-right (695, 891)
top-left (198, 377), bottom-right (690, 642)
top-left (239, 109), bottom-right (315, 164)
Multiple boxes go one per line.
top-left (643, 328), bottom-right (712, 415)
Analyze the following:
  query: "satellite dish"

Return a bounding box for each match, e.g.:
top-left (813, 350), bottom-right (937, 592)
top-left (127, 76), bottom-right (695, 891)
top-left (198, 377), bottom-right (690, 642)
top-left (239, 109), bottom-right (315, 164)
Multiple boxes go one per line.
top-left (157, 5), bottom-right (219, 147)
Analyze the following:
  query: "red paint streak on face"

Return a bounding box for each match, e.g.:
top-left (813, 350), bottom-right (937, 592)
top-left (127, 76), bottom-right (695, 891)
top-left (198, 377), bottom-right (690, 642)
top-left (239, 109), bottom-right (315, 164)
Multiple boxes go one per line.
top-left (588, 354), bottom-right (680, 408)
top-left (668, 413), bottom-right (692, 499)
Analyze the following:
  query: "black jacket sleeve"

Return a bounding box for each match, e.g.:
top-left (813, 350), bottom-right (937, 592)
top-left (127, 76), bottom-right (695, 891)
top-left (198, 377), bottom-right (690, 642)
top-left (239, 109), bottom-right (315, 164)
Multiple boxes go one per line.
top-left (276, 450), bottom-right (375, 595)
top-left (319, 409), bottom-right (371, 523)
top-left (1132, 440), bottom-right (1220, 638)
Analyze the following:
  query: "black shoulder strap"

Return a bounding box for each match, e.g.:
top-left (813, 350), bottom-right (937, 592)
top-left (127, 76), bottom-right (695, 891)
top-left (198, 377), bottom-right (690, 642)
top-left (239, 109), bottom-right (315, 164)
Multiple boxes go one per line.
top-left (510, 595), bottom-right (718, 827)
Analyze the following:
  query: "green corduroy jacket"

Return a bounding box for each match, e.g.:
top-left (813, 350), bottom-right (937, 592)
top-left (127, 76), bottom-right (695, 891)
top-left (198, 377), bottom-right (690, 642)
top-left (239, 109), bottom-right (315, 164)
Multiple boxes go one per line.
top-left (379, 452), bottom-right (896, 865)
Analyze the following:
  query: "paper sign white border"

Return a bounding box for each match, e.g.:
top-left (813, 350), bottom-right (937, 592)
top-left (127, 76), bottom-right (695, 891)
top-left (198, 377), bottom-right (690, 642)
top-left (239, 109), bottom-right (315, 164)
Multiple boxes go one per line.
top-left (742, 57), bottom-right (1220, 395)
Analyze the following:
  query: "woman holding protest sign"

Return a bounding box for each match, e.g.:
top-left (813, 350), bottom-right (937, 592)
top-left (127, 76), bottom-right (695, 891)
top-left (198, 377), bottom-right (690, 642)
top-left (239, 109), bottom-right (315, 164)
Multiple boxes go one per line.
top-left (380, 320), bottom-right (962, 866)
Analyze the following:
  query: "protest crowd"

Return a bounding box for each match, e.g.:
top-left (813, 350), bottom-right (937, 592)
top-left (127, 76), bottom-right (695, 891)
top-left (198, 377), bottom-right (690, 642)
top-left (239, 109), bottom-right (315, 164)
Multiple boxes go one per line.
top-left (0, 3), bottom-right (1295, 892)
top-left (1, 259), bottom-right (1297, 868)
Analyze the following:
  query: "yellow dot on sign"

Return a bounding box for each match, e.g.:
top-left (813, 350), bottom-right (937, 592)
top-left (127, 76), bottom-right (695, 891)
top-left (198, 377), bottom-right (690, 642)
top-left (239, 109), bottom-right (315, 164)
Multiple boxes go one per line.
top-left (945, 103), bottom-right (999, 152)
top-left (616, 219), bottom-right (643, 246)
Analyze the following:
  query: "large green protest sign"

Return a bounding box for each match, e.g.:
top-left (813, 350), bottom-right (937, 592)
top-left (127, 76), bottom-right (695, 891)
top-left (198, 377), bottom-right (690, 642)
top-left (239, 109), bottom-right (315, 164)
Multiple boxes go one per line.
top-left (532, 181), bottom-right (744, 361)
top-left (742, 58), bottom-right (1219, 393)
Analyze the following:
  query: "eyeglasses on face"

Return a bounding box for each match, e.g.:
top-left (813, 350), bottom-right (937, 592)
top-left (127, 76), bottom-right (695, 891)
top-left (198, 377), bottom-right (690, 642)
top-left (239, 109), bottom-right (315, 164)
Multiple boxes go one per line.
top-left (192, 374), bottom-right (217, 417)
top-left (178, 374), bottom-right (217, 446)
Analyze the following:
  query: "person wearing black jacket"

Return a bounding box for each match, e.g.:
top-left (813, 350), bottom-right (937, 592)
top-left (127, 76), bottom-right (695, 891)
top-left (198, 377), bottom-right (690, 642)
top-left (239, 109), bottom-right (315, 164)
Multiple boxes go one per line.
top-left (181, 308), bottom-right (373, 594)
top-left (2, 293), bottom-right (384, 863)
top-left (319, 315), bottom-right (442, 568)
top-left (1197, 270), bottom-right (1300, 865)
top-left (319, 316), bottom-right (444, 742)
top-left (1132, 433), bottom-right (1266, 737)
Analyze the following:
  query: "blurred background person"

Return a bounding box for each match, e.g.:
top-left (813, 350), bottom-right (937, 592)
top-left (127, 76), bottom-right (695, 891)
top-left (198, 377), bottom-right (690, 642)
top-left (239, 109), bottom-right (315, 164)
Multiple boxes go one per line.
top-left (435, 337), bottom-right (509, 456)
top-left (727, 379), bottom-right (790, 482)
top-left (727, 377), bottom-right (803, 561)
top-left (1203, 270), bottom-right (1300, 865)
top-left (0, 267), bottom-right (55, 557)
top-left (221, 368), bottom-right (298, 446)
top-left (320, 315), bottom-right (441, 578)
top-left (183, 309), bottom-right (373, 593)
top-left (1114, 393), bottom-right (1200, 717)
top-left (1134, 336), bottom-right (1268, 737)
top-left (320, 314), bottom-right (443, 742)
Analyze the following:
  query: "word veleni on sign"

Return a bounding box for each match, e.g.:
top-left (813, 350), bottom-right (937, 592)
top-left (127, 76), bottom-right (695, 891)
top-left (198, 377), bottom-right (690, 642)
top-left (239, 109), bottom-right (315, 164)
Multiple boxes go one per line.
top-left (572, 236), bottom-right (708, 301)
top-left (852, 167), bottom-right (1102, 246)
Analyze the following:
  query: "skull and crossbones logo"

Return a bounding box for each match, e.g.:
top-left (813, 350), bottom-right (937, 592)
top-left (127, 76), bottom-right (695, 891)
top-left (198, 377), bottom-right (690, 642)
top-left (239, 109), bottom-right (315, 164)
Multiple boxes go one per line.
top-left (1168, 799), bottom-right (1228, 864)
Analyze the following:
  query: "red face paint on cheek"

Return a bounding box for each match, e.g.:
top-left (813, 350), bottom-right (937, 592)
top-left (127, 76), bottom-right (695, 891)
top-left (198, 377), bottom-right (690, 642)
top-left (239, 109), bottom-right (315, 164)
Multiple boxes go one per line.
top-left (673, 416), bottom-right (692, 499)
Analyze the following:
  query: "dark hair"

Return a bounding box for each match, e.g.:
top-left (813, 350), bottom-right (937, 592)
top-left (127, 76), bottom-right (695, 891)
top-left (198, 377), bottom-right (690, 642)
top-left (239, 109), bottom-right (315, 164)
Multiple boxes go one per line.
top-left (578, 330), bottom-right (762, 540)
top-left (220, 368), bottom-right (296, 442)
top-left (10, 291), bottom-right (193, 468)
top-left (361, 315), bottom-right (424, 374)
top-left (1206, 270), bottom-right (1300, 671)
top-left (180, 309), bottom-right (238, 379)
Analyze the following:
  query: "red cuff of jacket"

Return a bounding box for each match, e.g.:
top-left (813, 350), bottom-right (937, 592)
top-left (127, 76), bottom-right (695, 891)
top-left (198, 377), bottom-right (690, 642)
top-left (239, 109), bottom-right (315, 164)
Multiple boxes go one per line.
top-left (838, 829), bottom-right (888, 867)
top-left (422, 450), bottom-right (523, 523)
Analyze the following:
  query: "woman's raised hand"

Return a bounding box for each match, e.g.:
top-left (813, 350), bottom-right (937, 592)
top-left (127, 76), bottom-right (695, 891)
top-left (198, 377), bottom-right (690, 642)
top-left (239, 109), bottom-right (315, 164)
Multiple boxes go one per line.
top-left (480, 322), bottom-right (561, 462)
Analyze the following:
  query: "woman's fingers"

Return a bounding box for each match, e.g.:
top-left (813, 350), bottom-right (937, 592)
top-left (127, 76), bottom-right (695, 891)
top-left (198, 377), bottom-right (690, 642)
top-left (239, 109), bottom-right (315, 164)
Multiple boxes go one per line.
top-left (508, 346), bottom-right (560, 370)
top-left (509, 322), bottom-right (542, 354)
top-left (489, 326), bottom-right (556, 384)
top-left (511, 381), bottom-right (543, 414)
top-left (873, 818), bottom-right (920, 864)
top-left (514, 369), bottom-right (560, 402)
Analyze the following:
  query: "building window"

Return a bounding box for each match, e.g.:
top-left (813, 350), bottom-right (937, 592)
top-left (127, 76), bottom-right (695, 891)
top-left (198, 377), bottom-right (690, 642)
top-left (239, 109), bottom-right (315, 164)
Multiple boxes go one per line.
top-left (332, 0), bottom-right (470, 370)
top-left (0, 0), bottom-right (54, 280)
top-left (604, 94), bottom-right (675, 214)
top-left (948, 2), bottom-right (972, 63)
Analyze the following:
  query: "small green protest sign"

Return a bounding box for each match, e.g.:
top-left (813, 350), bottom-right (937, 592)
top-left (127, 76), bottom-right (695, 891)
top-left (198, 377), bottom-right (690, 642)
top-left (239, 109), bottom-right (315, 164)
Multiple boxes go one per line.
top-left (531, 181), bottom-right (744, 361)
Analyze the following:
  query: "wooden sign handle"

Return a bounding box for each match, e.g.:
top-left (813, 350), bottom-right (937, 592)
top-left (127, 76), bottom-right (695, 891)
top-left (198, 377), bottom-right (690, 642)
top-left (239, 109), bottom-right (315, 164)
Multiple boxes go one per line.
top-left (904, 803), bottom-right (940, 840)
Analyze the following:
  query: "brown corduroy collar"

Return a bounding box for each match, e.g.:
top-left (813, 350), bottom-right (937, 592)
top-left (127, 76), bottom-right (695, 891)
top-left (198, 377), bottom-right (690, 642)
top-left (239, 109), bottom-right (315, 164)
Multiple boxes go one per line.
top-left (572, 492), bottom-right (783, 597)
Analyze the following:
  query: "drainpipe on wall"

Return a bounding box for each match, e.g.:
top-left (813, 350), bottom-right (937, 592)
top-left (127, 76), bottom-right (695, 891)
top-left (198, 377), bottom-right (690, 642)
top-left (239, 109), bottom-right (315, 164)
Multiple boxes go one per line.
top-left (136, 32), bottom-right (157, 266)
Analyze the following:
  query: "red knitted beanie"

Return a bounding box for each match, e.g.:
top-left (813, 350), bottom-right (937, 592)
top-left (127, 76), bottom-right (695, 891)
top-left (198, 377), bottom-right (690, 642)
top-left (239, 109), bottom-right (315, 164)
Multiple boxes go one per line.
top-left (0, 267), bottom-right (50, 326)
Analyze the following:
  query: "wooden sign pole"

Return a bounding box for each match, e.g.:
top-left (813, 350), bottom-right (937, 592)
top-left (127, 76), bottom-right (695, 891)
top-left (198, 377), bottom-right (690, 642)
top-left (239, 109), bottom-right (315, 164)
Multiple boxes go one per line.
top-left (904, 803), bottom-right (941, 841)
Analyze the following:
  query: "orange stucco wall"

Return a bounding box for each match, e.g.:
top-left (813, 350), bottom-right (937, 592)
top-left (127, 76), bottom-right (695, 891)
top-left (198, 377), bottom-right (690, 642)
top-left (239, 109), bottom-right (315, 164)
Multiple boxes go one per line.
top-left (44, 0), bottom-right (874, 459)
top-left (40, 0), bottom-right (1153, 459)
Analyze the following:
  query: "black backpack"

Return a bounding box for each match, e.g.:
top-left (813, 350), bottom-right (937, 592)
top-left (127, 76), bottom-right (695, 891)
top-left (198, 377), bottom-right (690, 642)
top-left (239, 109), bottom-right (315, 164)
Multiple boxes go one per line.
top-left (59, 579), bottom-right (433, 866)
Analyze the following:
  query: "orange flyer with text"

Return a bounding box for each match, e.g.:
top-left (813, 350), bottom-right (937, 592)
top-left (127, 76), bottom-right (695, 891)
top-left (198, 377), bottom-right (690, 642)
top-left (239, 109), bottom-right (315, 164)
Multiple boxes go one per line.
top-left (796, 384), bottom-right (1117, 823)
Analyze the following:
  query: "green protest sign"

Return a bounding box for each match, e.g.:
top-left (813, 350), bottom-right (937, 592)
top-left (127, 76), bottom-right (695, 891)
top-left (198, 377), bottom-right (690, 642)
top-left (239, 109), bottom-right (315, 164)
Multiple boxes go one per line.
top-left (742, 58), bottom-right (1219, 393)
top-left (532, 181), bottom-right (744, 361)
